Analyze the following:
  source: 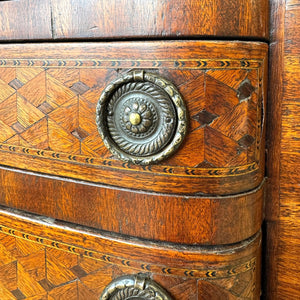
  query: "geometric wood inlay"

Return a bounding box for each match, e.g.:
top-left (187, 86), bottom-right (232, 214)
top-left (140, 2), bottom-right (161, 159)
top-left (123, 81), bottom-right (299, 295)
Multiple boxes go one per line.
top-left (0, 42), bottom-right (268, 194)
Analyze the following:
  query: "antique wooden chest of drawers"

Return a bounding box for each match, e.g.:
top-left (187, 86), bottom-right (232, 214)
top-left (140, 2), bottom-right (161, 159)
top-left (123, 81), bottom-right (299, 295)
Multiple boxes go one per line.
top-left (0, 1), bottom-right (269, 299)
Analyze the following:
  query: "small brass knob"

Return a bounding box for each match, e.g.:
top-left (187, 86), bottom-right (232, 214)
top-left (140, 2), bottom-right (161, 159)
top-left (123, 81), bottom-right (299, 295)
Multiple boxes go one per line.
top-left (129, 112), bottom-right (141, 125)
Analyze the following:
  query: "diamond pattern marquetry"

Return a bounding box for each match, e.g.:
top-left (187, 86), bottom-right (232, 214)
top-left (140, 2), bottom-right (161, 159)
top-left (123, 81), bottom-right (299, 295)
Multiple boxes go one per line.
top-left (192, 109), bottom-right (219, 127)
top-left (0, 62), bottom-right (261, 170)
top-left (167, 69), bottom-right (258, 167)
top-left (0, 232), bottom-right (110, 299)
top-left (0, 67), bottom-right (116, 158)
top-left (0, 229), bottom-right (258, 300)
top-left (9, 79), bottom-right (24, 90)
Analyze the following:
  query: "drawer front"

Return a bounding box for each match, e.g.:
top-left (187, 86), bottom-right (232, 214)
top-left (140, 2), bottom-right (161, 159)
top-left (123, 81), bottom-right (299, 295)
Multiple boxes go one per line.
top-left (0, 41), bottom-right (267, 195)
top-left (0, 208), bottom-right (261, 300)
top-left (0, 166), bottom-right (265, 245)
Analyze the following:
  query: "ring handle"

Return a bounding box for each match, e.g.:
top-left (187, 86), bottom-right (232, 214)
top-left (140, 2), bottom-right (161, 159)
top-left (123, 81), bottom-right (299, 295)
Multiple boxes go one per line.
top-left (96, 71), bottom-right (187, 165)
top-left (100, 274), bottom-right (173, 300)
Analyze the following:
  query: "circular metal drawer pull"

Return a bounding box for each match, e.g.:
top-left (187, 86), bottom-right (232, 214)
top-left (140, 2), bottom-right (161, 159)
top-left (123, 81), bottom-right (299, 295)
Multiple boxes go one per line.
top-left (100, 274), bottom-right (172, 300)
top-left (96, 70), bottom-right (187, 165)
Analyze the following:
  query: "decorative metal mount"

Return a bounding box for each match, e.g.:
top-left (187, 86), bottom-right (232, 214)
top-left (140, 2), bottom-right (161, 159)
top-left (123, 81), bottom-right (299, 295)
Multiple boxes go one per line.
top-left (100, 274), bottom-right (173, 300)
top-left (96, 70), bottom-right (187, 165)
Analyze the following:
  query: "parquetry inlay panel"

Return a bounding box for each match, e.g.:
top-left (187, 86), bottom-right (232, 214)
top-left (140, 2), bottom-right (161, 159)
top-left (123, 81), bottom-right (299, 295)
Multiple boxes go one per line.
top-left (0, 221), bottom-right (260, 300)
top-left (0, 62), bottom-right (262, 163)
top-left (0, 42), bottom-right (267, 194)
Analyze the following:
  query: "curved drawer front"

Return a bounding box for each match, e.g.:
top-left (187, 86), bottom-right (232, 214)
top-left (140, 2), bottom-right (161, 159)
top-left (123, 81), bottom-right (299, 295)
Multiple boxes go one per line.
top-left (0, 207), bottom-right (262, 300)
top-left (0, 166), bottom-right (265, 245)
top-left (0, 41), bottom-right (267, 195)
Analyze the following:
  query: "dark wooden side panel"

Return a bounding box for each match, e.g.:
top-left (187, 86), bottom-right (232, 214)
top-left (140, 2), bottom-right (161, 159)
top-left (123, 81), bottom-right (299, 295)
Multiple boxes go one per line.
top-left (265, 0), bottom-right (300, 299)
top-left (0, 207), bottom-right (261, 300)
top-left (0, 0), bottom-right (268, 41)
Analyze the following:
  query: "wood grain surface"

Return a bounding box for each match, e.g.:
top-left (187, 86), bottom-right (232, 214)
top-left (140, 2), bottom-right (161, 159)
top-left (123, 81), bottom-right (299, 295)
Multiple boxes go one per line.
top-left (0, 0), bottom-right (52, 41)
top-left (0, 0), bottom-right (269, 41)
top-left (265, 0), bottom-right (300, 299)
top-left (0, 166), bottom-right (265, 245)
top-left (0, 41), bottom-right (268, 196)
top-left (0, 207), bottom-right (262, 300)
top-left (0, 2), bottom-right (271, 298)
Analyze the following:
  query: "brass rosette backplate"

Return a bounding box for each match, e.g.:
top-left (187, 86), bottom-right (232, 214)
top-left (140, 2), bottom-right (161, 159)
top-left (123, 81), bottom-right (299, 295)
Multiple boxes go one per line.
top-left (96, 70), bottom-right (188, 165)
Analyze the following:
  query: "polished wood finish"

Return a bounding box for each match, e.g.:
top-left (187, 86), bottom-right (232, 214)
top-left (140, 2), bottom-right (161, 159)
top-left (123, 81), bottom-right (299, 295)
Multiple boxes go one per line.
top-left (0, 207), bottom-right (261, 300)
top-left (0, 0), bottom-right (269, 41)
top-left (0, 0), bottom-right (52, 41)
top-left (265, 0), bottom-right (300, 299)
top-left (0, 41), bottom-right (268, 196)
top-left (50, 0), bottom-right (269, 40)
top-left (0, 1), bottom-right (271, 299)
top-left (0, 166), bottom-right (265, 245)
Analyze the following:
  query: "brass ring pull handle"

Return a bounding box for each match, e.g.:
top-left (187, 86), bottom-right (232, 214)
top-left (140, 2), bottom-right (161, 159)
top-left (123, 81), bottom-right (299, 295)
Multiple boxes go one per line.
top-left (96, 71), bottom-right (187, 165)
top-left (100, 274), bottom-right (173, 300)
